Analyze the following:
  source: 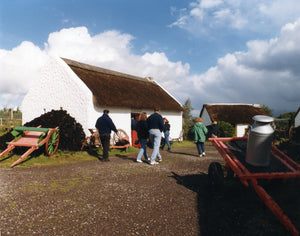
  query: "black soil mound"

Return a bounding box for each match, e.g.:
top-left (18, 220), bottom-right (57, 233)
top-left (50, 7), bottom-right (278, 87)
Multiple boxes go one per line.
top-left (23, 109), bottom-right (85, 151)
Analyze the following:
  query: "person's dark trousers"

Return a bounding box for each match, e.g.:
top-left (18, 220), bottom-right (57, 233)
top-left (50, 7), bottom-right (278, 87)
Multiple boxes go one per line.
top-left (100, 133), bottom-right (111, 160)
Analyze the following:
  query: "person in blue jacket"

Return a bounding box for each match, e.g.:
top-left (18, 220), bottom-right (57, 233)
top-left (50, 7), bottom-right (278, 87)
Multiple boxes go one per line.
top-left (147, 107), bottom-right (164, 164)
top-left (95, 109), bottom-right (118, 161)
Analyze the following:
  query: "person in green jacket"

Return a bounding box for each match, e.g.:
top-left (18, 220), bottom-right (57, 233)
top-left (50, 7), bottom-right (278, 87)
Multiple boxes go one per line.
top-left (191, 117), bottom-right (208, 157)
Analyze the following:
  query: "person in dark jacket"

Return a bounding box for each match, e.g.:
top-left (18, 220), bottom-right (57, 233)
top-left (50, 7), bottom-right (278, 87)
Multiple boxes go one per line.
top-left (136, 112), bottom-right (149, 163)
top-left (161, 117), bottom-right (171, 151)
top-left (207, 120), bottom-right (219, 138)
top-left (147, 107), bottom-right (164, 164)
top-left (95, 109), bottom-right (118, 161)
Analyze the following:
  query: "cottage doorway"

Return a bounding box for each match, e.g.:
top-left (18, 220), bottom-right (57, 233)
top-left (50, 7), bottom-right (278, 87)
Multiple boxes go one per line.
top-left (131, 113), bottom-right (140, 147)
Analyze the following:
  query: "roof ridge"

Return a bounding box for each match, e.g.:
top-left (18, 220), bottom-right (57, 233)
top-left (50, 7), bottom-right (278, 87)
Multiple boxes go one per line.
top-left (61, 57), bottom-right (151, 83)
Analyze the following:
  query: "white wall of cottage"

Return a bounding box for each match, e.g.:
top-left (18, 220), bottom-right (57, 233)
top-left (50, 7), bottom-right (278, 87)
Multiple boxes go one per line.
top-left (22, 56), bottom-right (183, 145)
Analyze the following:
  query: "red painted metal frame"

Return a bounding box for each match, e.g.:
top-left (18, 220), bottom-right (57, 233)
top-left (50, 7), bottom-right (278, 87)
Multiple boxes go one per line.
top-left (209, 135), bottom-right (300, 236)
top-left (0, 127), bottom-right (59, 167)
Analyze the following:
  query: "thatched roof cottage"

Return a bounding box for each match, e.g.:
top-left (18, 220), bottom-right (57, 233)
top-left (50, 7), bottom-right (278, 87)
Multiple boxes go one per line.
top-left (22, 56), bottom-right (183, 144)
top-left (200, 103), bottom-right (268, 137)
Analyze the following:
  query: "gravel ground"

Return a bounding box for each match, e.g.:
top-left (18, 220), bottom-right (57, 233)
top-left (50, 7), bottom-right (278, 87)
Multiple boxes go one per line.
top-left (0, 145), bottom-right (299, 236)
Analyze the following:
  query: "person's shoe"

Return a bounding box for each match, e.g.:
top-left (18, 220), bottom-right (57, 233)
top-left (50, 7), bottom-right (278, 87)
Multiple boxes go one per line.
top-left (136, 160), bottom-right (142, 163)
top-left (167, 148), bottom-right (171, 152)
top-left (202, 152), bottom-right (206, 156)
top-left (200, 154), bottom-right (203, 157)
top-left (103, 158), bottom-right (110, 162)
top-left (157, 158), bottom-right (162, 163)
top-left (150, 161), bottom-right (159, 165)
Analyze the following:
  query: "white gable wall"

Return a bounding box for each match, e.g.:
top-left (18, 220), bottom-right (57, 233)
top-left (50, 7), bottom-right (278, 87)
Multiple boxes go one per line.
top-left (236, 124), bottom-right (249, 137)
top-left (22, 56), bottom-right (94, 135)
top-left (200, 108), bottom-right (212, 126)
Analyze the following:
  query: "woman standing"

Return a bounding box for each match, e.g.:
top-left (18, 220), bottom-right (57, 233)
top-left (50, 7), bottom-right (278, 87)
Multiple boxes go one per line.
top-left (136, 112), bottom-right (149, 163)
top-left (191, 117), bottom-right (208, 157)
top-left (161, 117), bottom-right (171, 151)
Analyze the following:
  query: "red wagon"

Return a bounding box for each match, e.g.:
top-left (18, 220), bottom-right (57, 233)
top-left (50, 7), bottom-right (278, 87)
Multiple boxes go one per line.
top-left (0, 126), bottom-right (59, 167)
top-left (209, 135), bottom-right (300, 236)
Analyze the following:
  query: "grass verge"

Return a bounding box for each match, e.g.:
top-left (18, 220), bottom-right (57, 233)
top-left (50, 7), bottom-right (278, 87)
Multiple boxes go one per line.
top-left (0, 140), bottom-right (196, 168)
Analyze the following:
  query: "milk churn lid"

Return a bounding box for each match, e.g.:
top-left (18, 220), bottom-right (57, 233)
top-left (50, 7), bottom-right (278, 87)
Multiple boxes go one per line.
top-left (252, 115), bottom-right (274, 123)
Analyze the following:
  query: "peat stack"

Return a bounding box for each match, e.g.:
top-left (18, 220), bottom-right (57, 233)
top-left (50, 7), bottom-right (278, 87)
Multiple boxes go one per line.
top-left (24, 110), bottom-right (85, 151)
top-left (0, 131), bottom-right (14, 151)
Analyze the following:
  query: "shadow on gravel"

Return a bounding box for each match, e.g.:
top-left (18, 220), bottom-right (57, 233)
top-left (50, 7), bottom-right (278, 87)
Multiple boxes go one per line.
top-left (169, 151), bottom-right (198, 157)
top-left (0, 153), bottom-right (14, 162)
top-left (115, 154), bottom-right (136, 162)
top-left (170, 172), bottom-right (294, 236)
top-left (87, 149), bottom-right (102, 160)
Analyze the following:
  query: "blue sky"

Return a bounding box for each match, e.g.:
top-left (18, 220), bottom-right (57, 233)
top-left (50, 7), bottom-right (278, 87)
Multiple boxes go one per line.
top-left (1, 0), bottom-right (300, 116)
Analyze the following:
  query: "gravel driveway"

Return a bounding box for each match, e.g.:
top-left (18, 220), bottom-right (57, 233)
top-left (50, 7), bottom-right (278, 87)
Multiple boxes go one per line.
top-left (0, 145), bottom-right (298, 236)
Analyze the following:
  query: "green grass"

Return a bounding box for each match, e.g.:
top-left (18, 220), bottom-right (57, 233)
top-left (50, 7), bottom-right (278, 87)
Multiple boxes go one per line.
top-left (0, 140), bottom-right (196, 168)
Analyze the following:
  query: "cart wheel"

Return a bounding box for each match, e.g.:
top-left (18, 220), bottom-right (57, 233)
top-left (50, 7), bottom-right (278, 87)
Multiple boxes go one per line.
top-left (113, 129), bottom-right (129, 143)
top-left (45, 130), bottom-right (59, 156)
top-left (208, 162), bottom-right (224, 188)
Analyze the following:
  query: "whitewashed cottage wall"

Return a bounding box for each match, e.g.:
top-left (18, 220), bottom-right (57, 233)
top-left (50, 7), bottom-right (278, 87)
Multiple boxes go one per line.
top-left (22, 56), bottom-right (94, 135)
top-left (22, 56), bottom-right (183, 144)
top-left (200, 108), bottom-right (212, 126)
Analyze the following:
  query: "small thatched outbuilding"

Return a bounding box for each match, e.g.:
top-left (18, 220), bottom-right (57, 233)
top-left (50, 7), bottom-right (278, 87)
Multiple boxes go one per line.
top-left (200, 103), bottom-right (268, 137)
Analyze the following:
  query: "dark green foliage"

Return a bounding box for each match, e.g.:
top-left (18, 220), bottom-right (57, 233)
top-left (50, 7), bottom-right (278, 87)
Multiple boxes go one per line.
top-left (182, 98), bottom-right (193, 121)
top-left (261, 104), bottom-right (274, 116)
top-left (182, 98), bottom-right (194, 140)
top-left (218, 121), bottom-right (235, 137)
top-left (183, 120), bottom-right (195, 141)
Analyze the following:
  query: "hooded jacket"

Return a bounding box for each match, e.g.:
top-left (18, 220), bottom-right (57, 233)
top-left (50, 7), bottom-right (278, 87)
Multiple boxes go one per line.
top-left (191, 122), bottom-right (208, 143)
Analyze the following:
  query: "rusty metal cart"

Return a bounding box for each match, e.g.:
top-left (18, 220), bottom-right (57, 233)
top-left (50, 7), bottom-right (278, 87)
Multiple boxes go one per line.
top-left (0, 126), bottom-right (59, 167)
top-left (209, 135), bottom-right (300, 236)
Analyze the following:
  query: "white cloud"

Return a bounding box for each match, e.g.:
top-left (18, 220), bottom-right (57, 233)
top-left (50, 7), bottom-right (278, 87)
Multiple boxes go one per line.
top-left (185, 19), bottom-right (300, 114)
top-left (0, 27), bottom-right (190, 108)
top-left (1, 21), bottom-right (300, 114)
top-left (170, 0), bottom-right (300, 35)
top-left (0, 41), bottom-right (48, 108)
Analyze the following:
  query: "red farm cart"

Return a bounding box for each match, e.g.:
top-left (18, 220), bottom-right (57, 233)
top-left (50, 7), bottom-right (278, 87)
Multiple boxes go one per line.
top-left (208, 135), bottom-right (300, 236)
top-left (0, 126), bottom-right (59, 167)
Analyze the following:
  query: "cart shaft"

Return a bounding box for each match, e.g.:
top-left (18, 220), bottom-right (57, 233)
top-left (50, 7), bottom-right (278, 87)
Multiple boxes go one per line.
top-left (10, 146), bottom-right (38, 168)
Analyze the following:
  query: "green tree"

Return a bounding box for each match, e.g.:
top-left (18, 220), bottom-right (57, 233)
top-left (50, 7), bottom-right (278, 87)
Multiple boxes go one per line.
top-left (261, 104), bottom-right (274, 116)
top-left (182, 98), bottom-right (194, 140)
top-left (182, 98), bottom-right (193, 120)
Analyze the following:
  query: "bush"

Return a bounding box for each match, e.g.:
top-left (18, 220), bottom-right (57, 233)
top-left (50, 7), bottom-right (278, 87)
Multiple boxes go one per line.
top-left (218, 121), bottom-right (235, 137)
top-left (183, 119), bottom-right (194, 141)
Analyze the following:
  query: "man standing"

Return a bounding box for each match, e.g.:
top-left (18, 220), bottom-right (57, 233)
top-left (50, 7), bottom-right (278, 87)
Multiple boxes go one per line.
top-left (95, 109), bottom-right (118, 161)
top-left (147, 107), bottom-right (164, 165)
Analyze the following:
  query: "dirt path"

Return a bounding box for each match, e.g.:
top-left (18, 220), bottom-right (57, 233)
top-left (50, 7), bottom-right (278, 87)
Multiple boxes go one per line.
top-left (0, 146), bottom-right (298, 235)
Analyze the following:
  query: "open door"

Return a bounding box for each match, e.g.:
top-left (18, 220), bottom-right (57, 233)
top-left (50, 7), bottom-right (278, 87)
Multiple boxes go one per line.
top-left (131, 113), bottom-right (141, 148)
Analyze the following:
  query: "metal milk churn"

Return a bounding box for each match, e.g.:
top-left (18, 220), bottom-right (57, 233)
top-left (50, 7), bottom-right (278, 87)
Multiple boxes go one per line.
top-left (246, 115), bottom-right (275, 166)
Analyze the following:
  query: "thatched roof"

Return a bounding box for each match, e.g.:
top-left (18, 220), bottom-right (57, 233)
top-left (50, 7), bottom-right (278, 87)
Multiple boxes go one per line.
top-left (62, 58), bottom-right (182, 111)
top-left (200, 104), bottom-right (268, 125)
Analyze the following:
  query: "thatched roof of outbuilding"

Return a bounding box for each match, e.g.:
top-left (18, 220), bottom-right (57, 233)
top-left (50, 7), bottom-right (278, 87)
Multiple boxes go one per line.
top-left (200, 104), bottom-right (268, 125)
top-left (62, 58), bottom-right (183, 111)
